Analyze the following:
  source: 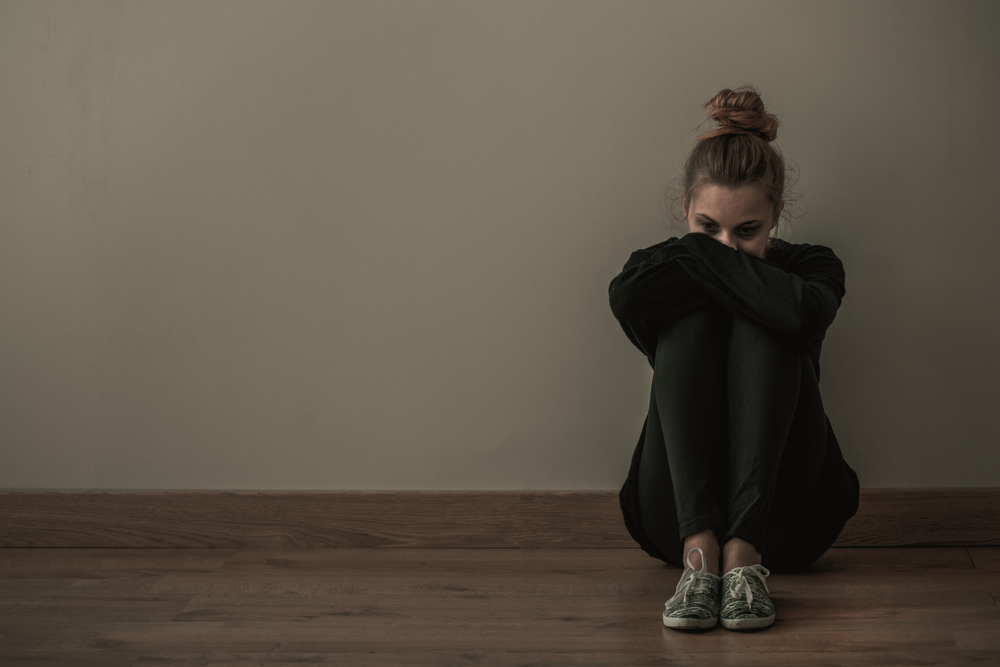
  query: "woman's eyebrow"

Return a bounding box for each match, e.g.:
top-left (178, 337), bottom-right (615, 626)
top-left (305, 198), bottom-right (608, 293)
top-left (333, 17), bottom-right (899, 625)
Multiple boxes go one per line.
top-left (696, 214), bottom-right (762, 227)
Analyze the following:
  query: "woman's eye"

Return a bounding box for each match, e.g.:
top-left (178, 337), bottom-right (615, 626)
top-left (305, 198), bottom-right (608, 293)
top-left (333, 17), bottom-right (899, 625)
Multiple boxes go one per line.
top-left (701, 224), bottom-right (757, 236)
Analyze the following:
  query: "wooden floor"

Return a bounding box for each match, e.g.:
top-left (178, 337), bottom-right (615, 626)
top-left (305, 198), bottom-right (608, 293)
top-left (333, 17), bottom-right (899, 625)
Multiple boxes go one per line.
top-left (1, 546), bottom-right (999, 666)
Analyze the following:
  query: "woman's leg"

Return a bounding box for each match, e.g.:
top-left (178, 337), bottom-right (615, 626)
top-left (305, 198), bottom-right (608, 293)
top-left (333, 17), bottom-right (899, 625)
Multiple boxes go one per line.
top-left (757, 346), bottom-right (836, 572)
top-left (637, 302), bottom-right (732, 571)
top-left (637, 305), bottom-right (836, 574)
top-left (721, 312), bottom-right (828, 571)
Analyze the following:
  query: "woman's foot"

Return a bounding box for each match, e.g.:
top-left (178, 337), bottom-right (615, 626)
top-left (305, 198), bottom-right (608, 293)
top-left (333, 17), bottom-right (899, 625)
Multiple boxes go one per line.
top-left (719, 536), bottom-right (774, 629)
top-left (720, 563), bottom-right (775, 630)
top-left (662, 547), bottom-right (721, 630)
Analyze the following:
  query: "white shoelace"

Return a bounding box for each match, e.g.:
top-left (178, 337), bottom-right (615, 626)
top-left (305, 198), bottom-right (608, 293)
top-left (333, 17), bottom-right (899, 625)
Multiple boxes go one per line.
top-left (665, 547), bottom-right (716, 610)
top-left (726, 564), bottom-right (771, 611)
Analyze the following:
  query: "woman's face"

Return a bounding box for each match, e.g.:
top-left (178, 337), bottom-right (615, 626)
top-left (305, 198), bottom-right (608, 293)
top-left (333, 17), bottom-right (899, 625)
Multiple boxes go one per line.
top-left (683, 183), bottom-right (782, 259)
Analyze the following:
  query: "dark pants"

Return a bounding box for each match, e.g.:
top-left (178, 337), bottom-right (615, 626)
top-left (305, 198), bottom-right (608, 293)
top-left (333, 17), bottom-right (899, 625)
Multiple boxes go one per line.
top-left (636, 301), bottom-right (835, 571)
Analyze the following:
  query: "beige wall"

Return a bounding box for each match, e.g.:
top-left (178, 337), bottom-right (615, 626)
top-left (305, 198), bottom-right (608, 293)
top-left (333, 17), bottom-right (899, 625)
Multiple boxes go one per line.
top-left (1, 0), bottom-right (998, 490)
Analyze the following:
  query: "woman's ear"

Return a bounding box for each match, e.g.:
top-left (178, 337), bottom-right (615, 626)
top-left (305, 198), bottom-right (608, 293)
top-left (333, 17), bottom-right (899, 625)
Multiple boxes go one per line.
top-left (681, 191), bottom-right (689, 219)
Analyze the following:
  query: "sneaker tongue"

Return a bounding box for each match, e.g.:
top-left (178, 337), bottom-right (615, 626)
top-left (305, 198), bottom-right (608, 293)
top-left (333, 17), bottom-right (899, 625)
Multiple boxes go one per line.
top-left (730, 574), bottom-right (754, 608)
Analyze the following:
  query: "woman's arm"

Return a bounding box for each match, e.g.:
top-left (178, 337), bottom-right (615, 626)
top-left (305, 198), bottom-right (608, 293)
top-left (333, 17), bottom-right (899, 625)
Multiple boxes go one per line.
top-left (672, 232), bottom-right (846, 343)
top-left (608, 237), bottom-right (714, 363)
top-left (609, 238), bottom-right (711, 324)
top-left (608, 232), bottom-right (846, 359)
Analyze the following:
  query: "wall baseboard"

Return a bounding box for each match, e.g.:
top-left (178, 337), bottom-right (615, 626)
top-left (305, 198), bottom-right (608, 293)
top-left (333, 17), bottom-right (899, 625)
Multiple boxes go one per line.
top-left (0, 489), bottom-right (996, 548)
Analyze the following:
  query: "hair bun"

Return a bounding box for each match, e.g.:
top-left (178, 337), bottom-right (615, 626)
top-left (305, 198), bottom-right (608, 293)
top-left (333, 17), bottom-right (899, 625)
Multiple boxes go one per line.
top-left (697, 86), bottom-right (779, 142)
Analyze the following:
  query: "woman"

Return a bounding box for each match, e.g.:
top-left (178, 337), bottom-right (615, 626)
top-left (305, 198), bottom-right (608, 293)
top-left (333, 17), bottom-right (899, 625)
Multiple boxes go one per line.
top-left (608, 86), bottom-right (860, 631)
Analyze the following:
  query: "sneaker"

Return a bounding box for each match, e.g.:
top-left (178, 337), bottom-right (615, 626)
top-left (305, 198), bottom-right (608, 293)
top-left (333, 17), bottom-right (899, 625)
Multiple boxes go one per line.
top-left (720, 563), bottom-right (775, 630)
top-left (662, 547), bottom-right (721, 630)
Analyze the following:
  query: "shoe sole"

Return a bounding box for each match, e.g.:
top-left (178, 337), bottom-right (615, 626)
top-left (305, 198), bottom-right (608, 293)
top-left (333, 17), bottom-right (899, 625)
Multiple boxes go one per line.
top-left (663, 614), bottom-right (718, 630)
top-left (720, 613), bottom-right (775, 630)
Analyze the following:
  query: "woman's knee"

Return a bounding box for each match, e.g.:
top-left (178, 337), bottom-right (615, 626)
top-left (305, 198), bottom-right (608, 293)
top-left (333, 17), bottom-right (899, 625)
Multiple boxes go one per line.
top-left (727, 312), bottom-right (801, 367)
top-left (728, 311), bottom-right (775, 342)
top-left (731, 310), bottom-right (800, 344)
top-left (656, 303), bottom-right (731, 355)
top-left (653, 307), bottom-right (731, 390)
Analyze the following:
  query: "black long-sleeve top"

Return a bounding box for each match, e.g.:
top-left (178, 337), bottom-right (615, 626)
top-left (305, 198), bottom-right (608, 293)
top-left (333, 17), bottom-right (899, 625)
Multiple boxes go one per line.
top-left (609, 231), bottom-right (846, 383)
